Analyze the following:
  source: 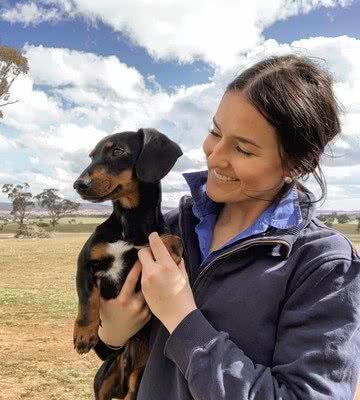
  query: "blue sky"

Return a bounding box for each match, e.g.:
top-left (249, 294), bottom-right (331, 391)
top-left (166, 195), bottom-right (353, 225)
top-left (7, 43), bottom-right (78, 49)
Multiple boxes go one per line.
top-left (0, 0), bottom-right (360, 210)
top-left (265, 1), bottom-right (360, 42)
top-left (0, 17), bottom-right (214, 90)
top-left (1, 1), bottom-right (359, 89)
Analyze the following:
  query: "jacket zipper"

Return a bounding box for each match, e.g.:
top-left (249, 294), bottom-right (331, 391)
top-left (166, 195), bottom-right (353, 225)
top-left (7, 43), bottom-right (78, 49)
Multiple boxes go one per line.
top-left (179, 196), bottom-right (193, 285)
top-left (178, 195), bottom-right (291, 292)
top-left (192, 238), bottom-right (291, 292)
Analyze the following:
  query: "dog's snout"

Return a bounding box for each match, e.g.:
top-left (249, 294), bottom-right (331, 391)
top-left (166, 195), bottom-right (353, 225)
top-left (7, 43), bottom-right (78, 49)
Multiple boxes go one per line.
top-left (73, 179), bottom-right (90, 192)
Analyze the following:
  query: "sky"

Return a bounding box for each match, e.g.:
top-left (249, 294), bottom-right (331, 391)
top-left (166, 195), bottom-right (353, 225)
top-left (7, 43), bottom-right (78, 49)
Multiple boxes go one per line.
top-left (0, 0), bottom-right (360, 211)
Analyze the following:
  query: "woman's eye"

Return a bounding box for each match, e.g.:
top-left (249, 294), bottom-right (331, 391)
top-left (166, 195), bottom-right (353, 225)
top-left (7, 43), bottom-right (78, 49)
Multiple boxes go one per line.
top-left (209, 129), bottom-right (253, 157)
top-left (209, 129), bottom-right (219, 137)
top-left (236, 147), bottom-right (253, 157)
top-left (112, 148), bottom-right (124, 156)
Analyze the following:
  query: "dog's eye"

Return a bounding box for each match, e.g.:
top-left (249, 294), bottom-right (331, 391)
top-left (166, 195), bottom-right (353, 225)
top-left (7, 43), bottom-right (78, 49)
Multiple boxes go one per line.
top-left (113, 148), bottom-right (124, 157)
top-left (89, 259), bottom-right (101, 268)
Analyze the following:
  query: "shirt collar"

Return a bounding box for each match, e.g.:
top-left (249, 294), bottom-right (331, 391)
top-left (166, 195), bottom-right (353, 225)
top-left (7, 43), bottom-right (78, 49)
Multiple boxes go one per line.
top-left (182, 169), bottom-right (302, 230)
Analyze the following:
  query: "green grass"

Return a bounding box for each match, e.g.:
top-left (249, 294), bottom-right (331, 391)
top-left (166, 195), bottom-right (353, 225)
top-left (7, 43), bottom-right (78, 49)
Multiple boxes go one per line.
top-left (0, 233), bottom-right (100, 400)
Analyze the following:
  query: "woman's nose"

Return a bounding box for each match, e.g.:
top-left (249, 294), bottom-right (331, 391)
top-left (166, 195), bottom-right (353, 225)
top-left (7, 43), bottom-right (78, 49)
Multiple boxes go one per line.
top-left (208, 143), bottom-right (229, 169)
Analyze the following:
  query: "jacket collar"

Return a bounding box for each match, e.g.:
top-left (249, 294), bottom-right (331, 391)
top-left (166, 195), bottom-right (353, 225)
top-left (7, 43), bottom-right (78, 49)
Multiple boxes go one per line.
top-left (182, 169), bottom-right (303, 230)
top-left (181, 170), bottom-right (317, 259)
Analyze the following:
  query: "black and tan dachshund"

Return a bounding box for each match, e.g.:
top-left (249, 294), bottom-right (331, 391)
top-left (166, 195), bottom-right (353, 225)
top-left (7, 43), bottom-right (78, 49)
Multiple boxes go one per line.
top-left (73, 128), bottom-right (183, 399)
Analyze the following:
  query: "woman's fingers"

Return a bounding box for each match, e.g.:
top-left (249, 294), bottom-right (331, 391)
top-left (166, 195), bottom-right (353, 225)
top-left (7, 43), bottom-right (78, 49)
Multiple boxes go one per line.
top-left (98, 260), bottom-right (149, 313)
top-left (119, 260), bottom-right (142, 300)
top-left (148, 232), bottom-right (173, 266)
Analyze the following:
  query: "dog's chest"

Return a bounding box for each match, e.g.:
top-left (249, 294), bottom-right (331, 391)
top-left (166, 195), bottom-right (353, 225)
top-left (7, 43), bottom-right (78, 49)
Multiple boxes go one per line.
top-left (92, 239), bottom-right (143, 282)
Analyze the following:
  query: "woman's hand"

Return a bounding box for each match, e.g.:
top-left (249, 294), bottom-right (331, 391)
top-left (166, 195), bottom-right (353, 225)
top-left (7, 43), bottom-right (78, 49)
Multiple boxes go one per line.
top-left (138, 231), bottom-right (197, 334)
top-left (97, 261), bottom-right (152, 347)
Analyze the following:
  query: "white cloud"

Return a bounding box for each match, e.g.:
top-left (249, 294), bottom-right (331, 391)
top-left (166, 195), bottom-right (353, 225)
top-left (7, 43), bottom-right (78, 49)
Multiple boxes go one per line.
top-left (1, 7), bottom-right (360, 209)
top-left (29, 123), bottom-right (107, 153)
top-left (0, 134), bottom-right (17, 150)
top-left (0, 0), bottom-right (353, 69)
top-left (1, 1), bottom-right (63, 26)
top-left (2, 73), bottom-right (65, 131)
top-left (29, 156), bottom-right (40, 164)
top-left (23, 44), bottom-right (146, 98)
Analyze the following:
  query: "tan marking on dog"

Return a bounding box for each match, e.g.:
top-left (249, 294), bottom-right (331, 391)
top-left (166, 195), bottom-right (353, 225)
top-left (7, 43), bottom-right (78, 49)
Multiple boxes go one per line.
top-left (89, 166), bottom-right (112, 195)
top-left (89, 167), bottom-right (139, 206)
top-left (90, 166), bottom-right (108, 180)
top-left (118, 182), bottom-right (139, 208)
top-left (123, 368), bottom-right (143, 400)
top-left (112, 169), bottom-right (140, 208)
top-left (73, 285), bottom-right (101, 354)
top-left (90, 243), bottom-right (108, 261)
top-left (94, 240), bottom-right (142, 282)
top-left (160, 234), bottom-right (183, 264)
top-left (95, 326), bottom-right (149, 398)
top-left (98, 364), bottom-right (122, 400)
top-left (104, 141), bottom-right (113, 148)
top-left (89, 284), bottom-right (100, 323)
top-left (118, 339), bottom-right (148, 400)
top-left (75, 285), bottom-right (100, 322)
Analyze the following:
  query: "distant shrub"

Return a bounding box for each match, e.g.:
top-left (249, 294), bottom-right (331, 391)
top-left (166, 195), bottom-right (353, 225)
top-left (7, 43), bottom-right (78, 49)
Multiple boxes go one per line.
top-left (15, 225), bottom-right (53, 239)
top-left (36, 222), bottom-right (50, 228)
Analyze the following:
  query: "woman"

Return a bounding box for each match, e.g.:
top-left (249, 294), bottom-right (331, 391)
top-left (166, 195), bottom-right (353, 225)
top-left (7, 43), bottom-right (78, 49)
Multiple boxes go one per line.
top-left (95, 54), bottom-right (360, 399)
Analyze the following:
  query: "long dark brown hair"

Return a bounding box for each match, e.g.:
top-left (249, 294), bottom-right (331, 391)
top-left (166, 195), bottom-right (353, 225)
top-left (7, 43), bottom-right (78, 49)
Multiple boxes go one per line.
top-left (226, 54), bottom-right (343, 205)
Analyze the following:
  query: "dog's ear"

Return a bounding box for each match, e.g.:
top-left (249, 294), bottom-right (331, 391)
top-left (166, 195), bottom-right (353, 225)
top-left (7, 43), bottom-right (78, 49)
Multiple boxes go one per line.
top-left (135, 128), bottom-right (183, 182)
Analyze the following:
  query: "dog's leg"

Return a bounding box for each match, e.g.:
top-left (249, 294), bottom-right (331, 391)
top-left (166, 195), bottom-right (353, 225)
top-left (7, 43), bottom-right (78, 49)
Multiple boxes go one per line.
top-left (122, 367), bottom-right (144, 400)
top-left (94, 343), bottom-right (134, 400)
top-left (73, 284), bottom-right (100, 353)
top-left (95, 335), bottom-right (149, 400)
top-left (95, 356), bottom-right (125, 400)
top-left (73, 257), bottom-right (101, 354)
top-left (119, 334), bottom-right (149, 399)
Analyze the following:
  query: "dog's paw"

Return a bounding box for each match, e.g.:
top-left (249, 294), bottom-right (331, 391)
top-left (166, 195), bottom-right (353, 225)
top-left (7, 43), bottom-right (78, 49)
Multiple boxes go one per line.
top-left (73, 321), bottom-right (99, 354)
top-left (160, 234), bottom-right (183, 265)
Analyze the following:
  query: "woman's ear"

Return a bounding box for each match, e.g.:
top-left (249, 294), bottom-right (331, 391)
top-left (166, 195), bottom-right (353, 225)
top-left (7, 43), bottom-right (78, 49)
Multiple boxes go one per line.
top-left (282, 154), bottom-right (298, 179)
top-left (135, 128), bottom-right (183, 182)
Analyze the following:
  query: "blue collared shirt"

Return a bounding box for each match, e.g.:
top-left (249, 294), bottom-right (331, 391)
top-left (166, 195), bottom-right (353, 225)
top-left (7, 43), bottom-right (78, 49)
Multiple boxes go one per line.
top-left (182, 170), bottom-right (303, 268)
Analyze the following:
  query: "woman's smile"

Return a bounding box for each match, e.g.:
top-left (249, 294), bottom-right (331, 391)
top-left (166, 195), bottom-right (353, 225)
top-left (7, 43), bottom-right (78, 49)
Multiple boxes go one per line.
top-left (211, 169), bottom-right (240, 183)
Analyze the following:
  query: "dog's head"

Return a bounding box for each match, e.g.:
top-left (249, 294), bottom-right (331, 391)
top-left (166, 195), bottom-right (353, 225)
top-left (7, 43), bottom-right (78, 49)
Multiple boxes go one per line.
top-left (73, 128), bottom-right (182, 206)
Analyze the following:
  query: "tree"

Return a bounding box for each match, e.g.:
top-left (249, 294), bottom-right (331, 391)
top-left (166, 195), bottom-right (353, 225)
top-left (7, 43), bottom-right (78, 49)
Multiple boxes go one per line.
top-left (318, 213), bottom-right (335, 228)
top-left (0, 217), bottom-right (9, 231)
top-left (318, 214), bottom-right (328, 223)
top-left (2, 183), bottom-right (34, 227)
top-left (337, 214), bottom-right (350, 224)
top-left (34, 188), bottom-right (80, 229)
top-left (0, 46), bottom-right (29, 118)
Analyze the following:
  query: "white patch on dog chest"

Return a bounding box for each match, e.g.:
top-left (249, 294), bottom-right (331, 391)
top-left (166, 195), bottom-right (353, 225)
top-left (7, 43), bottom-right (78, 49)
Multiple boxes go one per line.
top-left (95, 240), bottom-right (143, 282)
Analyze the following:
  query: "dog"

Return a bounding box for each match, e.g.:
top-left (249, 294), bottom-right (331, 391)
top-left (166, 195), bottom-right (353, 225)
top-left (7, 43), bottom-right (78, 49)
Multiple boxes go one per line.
top-left (72, 128), bottom-right (183, 399)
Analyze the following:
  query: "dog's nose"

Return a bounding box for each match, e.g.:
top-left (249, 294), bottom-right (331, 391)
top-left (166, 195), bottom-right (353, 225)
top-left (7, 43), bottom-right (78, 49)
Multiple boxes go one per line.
top-left (73, 179), bottom-right (90, 192)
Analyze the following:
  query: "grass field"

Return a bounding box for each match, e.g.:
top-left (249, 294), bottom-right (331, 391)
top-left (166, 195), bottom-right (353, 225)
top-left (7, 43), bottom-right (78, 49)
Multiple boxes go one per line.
top-left (0, 225), bottom-right (359, 399)
top-left (0, 217), bottom-right (106, 234)
top-left (0, 233), bottom-right (99, 400)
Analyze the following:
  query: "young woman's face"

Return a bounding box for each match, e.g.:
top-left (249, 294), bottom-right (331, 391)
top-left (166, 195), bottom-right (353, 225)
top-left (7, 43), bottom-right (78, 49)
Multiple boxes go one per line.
top-left (203, 90), bottom-right (289, 204)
